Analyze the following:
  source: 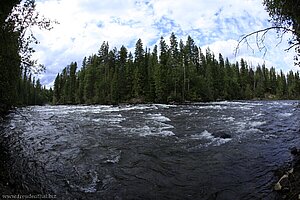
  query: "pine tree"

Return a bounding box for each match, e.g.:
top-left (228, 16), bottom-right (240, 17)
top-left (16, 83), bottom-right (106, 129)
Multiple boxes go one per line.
top-left (155, 37), bottom-right (169, 102)
top-left (53, 73), bottom-right (60, 104)
top-left (217, 53), bottom-right (226, 99)
top-left (84, 55), bottom-right (97, 104)
top-left (168, 33), bottom-right (181, 101)
top-left (287, 70), bottom-right (297, 99)
top-left (269, 67), bottom-right (277, 95)
top-left (240, 58), bottom-right (248, 98)
top-left (133, 39), bottom-right (145, 99)
top-left (255, 66), bottom-right (265, 98)
top-left (76, 57), bottom-right (86, 104)
top-left (125, 52), bottom-right (134, 100)
top-left (147, 46), bottom-right (158, 102)
top-left (69, 62), bottom-right (77, 104)
top-left (118, 46), bottom-right (128, 102)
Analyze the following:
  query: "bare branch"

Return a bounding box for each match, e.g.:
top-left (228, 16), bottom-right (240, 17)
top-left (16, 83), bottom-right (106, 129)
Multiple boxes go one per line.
top-left (285, 42), bottom-right (300, 51)
top-left (235, 26), bottom-right (297, 57)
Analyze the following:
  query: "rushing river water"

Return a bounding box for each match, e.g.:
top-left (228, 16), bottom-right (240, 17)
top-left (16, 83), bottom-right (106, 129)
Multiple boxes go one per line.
top-left (1, 101), bottom-right (300, 199)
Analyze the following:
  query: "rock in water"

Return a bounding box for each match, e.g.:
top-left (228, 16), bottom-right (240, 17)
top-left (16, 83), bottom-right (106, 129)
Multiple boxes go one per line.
top-left (274, 182), bottom-right (281, 191)
top-left (291, 147), bottom-right (299, 155)
top-left (274, 174), bottom-right (291, 192)
top-left (213, 131), bottom-right (231, 139)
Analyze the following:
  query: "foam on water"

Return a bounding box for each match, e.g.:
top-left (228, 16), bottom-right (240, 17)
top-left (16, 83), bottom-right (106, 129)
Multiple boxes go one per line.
top-left (40, 104), bottom-right (157, 115)
top-left (67, 170), bottom-right (99, 193)
top-left (42, 105), bottom-right (113, 115)
top-left (249, 121), bottom-right (267, 127)
top-left (196, 105), bottom-right (227, 110)
top-left (154, 104), bottom-right (177, 108)
top-left (261, 134), bottom-right (278, 140)
top-left (158, 130), bottom-right (175, 136)
top-left (130, 125), bottom-right (175, 137)
top-left (246, 128), bottom-right (263, 134)
top-left (92, 116), bottom-right (126, 124)
top-left (222, 116), bottom-right (235, 122)
top-left (255, 113), bottom-right (264, 117)
top-left (190, 130), bottom-right (231, 146)
top-left (191, 130), bottom-right (214, 140)
top-left (278, 113), bottom-right (293, 117)
top-left (268, 101), bottom-right (293, 106)
top-left (234, 119), bottom-right (265, 138)
top-left (147, 113), bottom-right (171, 122)
top-left (104, 154), bottom-right (121, 164)
top-left (120, 104), bottom-right (154, 111)
top-left (211, 101), bottom-right (262, 106)
top-left (79, 171), bottom-right (98, 193)
top-left (210, 101), bottom-right (263, 110)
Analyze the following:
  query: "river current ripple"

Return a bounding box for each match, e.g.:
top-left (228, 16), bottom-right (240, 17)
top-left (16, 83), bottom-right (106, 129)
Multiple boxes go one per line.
top-left (1, 101), bottom-right (300, 199)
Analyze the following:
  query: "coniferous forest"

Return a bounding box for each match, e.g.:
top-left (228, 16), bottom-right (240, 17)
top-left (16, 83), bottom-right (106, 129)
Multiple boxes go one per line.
top-left (53, 33), bottom-right (300, 105)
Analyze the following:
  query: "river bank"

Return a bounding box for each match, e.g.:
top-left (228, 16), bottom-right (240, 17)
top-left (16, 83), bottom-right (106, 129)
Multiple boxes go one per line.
top-left (275, 149), bottom-right (300, 200)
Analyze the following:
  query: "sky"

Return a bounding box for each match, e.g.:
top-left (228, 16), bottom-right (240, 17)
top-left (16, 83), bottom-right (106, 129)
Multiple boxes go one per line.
top-left (31, 0), bottom-right (299, 88)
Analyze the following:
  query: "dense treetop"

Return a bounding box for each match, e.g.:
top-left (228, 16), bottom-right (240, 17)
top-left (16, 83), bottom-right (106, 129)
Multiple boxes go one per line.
top-left (53, 33), bottom-right (300, 105)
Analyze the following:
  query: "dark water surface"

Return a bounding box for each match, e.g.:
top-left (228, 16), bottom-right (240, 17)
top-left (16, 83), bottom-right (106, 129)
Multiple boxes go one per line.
top-left (1, 101), bottom-right (300, 199)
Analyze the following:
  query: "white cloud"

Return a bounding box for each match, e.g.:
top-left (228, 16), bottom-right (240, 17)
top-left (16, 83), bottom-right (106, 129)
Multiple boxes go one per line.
top-left (31, 0), bottom-right (299, 87)
top-left (202, 39), bottom-right (238, 58)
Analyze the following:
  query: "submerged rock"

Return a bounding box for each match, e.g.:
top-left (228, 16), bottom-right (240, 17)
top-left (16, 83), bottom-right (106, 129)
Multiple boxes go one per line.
top-left (274, 174), bottom-right (290, 192)
top-left (291, 147), bottom-right (300, 156)
top-left (213, 131), bottom-right (231, 139)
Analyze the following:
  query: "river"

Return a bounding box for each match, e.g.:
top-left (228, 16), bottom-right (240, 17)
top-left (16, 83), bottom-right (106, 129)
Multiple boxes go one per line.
top-left (1, 100), bottom-right (300, 199)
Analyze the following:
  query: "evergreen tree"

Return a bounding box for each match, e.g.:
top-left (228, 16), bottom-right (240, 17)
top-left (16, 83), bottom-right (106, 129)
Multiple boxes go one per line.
top-left (133, 39), bottom-right (145, 99)
top-left (84, 55), bottom-right (97, 104)
top-left (254, 66), bottom-right (265, 98)
top-left (125, 52), bottom-right (134, 99)
top-left (76, 57), bottom-right (87, 104)
top-left (168, 33), bottom-right (181, 101)
top-left (147, 46), bottom-right (158, 102)
top-left (53, 73), bottom-right (61, 104)
top-left (69, 62), bottom-right (77, 103)
top-left (118, 46), bottom-right (128, 102)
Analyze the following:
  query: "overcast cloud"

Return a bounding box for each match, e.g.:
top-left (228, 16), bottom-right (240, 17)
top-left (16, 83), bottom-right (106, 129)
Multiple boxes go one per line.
top-left (31, 0), bottom-right (298, 88)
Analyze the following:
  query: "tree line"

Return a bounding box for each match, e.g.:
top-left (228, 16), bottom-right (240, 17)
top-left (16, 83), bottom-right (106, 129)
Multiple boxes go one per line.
top-left (2, 1), bottom-right (300, 111)
top-left (53, 33), bottom-right (300, 105)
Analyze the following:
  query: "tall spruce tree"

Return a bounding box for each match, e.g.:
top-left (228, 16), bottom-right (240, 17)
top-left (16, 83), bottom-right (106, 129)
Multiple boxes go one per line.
top-left (133, 39), bottom-right (145, 99)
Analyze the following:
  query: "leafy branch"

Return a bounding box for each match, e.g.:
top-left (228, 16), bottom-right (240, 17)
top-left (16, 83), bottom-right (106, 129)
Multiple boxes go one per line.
top-left (6, 0), bottom-right (58, 74)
